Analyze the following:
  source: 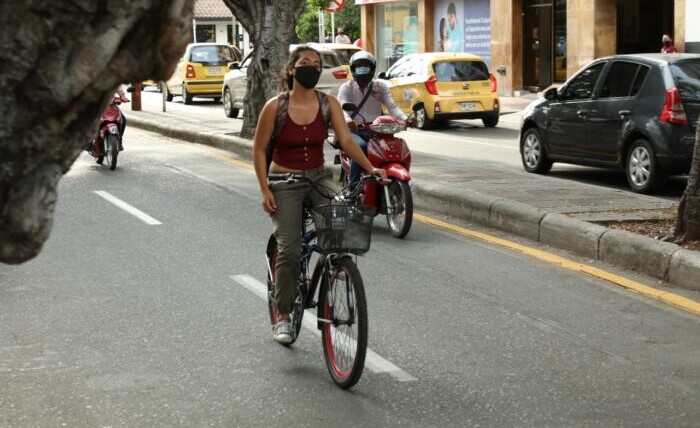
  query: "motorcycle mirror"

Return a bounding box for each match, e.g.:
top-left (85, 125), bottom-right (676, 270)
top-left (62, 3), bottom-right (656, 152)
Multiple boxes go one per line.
top-left (342, 103), bottom-right (358, 112)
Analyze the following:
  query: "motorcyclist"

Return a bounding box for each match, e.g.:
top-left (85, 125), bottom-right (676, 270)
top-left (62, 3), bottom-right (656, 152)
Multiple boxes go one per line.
top-left (115, 85), bottom-right (129, 150)
top-left (337, 51), bottom-right (409, 187)
top-left (86, 86), bottom-right (129, 153)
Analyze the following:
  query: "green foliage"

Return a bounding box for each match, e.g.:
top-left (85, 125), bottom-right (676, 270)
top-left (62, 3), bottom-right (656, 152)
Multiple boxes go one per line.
top-left (296, 3), bottom-right (320, 43)
top-left (308, 0), bottom-right (331, 9)
top-left (296, 1), bottom-right (361, 43)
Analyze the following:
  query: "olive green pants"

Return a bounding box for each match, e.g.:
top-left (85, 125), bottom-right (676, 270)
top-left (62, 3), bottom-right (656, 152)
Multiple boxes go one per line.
top-left (268, 169), bottom-right (336, 314)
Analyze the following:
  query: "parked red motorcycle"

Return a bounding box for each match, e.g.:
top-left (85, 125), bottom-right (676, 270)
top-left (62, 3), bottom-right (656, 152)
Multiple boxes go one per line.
top-left (87, 96), bottom-right (126, 170)
top-left (336, 103), bottom-right (417, 239)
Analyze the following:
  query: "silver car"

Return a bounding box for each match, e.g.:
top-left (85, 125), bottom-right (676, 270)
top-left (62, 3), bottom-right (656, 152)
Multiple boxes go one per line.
top-left (222, 46), bottom-right (350, 118)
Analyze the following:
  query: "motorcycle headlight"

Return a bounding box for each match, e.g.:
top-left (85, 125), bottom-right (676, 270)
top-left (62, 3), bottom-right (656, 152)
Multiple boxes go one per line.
top-left (369, 122), bottom-right (405, 135)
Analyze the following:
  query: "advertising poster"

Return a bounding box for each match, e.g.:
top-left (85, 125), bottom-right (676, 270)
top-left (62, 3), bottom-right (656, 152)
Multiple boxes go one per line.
top-left (433, 0), bottom-right (491, 67)
top-left (434, 0), bottom-right (463, 53)
top-left (463, 0), bottom-right (491, 67)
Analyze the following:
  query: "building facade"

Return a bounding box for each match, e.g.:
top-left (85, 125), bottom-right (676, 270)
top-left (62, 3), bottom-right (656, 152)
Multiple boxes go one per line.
top-left (193, 0), bottom-right (250, 56)
top-left (356, 0), bottom-right (692, 96)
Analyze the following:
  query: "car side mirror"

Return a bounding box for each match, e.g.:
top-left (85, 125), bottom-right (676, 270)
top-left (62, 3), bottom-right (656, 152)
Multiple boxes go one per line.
top-left (229, 62), bottom-right (241, 70)
top-left (544, 87), bottom-right (558, 101)
top-left (342, 102), bottom-right (358, 112)
top-left (377, 71), bottom-right (387, 80)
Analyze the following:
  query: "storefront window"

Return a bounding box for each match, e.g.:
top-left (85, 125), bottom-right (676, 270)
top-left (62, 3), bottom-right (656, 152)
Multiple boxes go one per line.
top-left (195, 24), bottom-right (215, 43)
top-left (376, 2), bottom-right (418, 72)
top-left (554, 0), bottom-right (567, 82)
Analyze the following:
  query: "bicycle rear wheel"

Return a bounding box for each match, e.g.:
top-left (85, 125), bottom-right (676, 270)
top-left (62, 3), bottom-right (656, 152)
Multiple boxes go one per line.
top-left (266, 235), bottom-right (303, 345)
top-left (320, 257), bottom-right (368, 388)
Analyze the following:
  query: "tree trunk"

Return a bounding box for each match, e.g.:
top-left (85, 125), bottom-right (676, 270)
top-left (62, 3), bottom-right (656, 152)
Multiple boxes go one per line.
top-left (0, 0), bottom-right (193, 264)
top-left (674, 118), bottom-right (700, 241)
top-left (223, 0), bottom-right (307, 138)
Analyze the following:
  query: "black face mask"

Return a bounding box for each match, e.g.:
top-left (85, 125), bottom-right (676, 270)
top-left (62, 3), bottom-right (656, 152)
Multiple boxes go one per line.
top-left (289, 65), bottom-right (321, 90)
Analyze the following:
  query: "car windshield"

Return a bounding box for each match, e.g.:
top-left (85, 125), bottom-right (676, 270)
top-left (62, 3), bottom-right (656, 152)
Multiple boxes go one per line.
top-left (333, 49), bottom-right (355, 65)
top-left (432, 61), bottom-right (489, 82)
top-left (321, 52), bottom-right (341, 69)
top-left (190, 46), bottom-right (236, 65)
top-left (670, 60), bottom-right (700, 100)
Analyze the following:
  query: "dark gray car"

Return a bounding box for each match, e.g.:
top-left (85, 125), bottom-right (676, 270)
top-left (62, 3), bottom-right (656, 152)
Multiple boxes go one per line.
top-left (520, 53), bottom-right (700, 193)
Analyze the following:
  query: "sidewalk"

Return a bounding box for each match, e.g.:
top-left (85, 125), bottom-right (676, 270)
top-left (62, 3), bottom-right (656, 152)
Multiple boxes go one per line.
top-left (123, 94), bottom-right (700, 292)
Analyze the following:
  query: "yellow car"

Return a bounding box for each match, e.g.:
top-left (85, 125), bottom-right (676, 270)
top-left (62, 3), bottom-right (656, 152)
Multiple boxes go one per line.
top-left (165, 43), bottom-right (242, 104)
top-left (378, 52), bottom-right (500, 129)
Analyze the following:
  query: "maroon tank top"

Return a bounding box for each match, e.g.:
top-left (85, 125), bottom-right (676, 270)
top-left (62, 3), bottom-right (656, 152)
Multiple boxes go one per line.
top-left (272, 107), bottom-right (327, 170)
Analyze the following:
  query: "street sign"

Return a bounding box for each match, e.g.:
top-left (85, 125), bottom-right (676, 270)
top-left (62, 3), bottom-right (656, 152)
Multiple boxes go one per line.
top-left (324, 0), bottom-right (345, 12)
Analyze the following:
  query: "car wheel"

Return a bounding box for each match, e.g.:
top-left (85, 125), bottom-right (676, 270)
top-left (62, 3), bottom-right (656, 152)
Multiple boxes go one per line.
top-left (520, 127), bottom-right (553, 174)
top-left (626, 139), bottom-right (664, 193)
top-left (183, 84), bottom-right (193, 105)
top-left (482, 114), bottom-right (499, 128)
top-left (223, 89), bottom-right (239, 118)
top-left (415, 106), bottom-right (432, 130)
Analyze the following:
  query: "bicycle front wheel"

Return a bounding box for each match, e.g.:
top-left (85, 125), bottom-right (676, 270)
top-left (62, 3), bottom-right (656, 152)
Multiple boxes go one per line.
top-left (321, 257), bottom-right (368, 389)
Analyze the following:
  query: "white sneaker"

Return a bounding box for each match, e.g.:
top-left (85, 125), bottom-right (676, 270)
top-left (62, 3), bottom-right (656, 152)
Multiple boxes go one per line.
top-left (273, 320), bottom-right (293, 344)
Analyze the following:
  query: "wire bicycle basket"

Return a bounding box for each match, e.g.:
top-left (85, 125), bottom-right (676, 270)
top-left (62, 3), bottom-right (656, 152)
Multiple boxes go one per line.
top-left (312, 204), bottom-right (375, 255)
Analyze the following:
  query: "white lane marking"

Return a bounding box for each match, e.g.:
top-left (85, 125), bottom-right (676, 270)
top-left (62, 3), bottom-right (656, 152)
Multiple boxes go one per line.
top-left (230, 274), bottom-right (417, 382)
top-left (94, 191), bottom-right (162, 225)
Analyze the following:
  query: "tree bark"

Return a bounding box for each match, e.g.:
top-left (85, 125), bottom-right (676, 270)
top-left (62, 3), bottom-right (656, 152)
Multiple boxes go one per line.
top-left (0, 0), bottom-right (193, 264)
top-left (674, 118), bottom-right (700, 241)
top-left (223, 0), bottom-right (307, 138)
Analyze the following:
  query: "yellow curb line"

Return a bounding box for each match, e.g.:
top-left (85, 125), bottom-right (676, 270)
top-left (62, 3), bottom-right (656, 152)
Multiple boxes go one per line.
top-left (414, 213), bottom-right (700, 316)
top-left (192, 146), bottom-right (700, 317)
top-left (196, 145), bottom-right (255, 171)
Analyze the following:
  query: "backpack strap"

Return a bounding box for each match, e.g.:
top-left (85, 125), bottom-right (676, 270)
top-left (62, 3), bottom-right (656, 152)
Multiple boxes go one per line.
top-left (266, 91), bottom-right (290, 174)
top-left (350, 82), bottom-right (373, 120)
top-left (272, 91), bottom-right (290, 141)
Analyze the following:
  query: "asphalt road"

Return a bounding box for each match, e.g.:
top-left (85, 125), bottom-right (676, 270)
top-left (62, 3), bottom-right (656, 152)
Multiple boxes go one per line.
top-left (1, 128), bottom-right (698, 427)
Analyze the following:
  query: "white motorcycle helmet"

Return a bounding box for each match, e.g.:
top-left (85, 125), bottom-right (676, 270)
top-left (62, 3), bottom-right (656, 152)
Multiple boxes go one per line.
top-left (349, 51), bottom-right (376, 86)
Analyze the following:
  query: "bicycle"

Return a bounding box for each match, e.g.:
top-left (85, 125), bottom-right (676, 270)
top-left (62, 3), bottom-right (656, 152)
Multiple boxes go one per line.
top-left (264, 173), bottom-right (380, 388)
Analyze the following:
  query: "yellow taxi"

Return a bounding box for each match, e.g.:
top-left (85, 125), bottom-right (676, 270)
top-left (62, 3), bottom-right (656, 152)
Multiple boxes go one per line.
top-left (378, 52), bottom-right (500, 129)
top-left (165, 43), bottom-right (242, 104)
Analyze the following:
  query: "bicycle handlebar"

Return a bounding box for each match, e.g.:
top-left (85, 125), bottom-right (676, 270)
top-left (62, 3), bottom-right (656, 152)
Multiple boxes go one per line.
top-left (267, 172), bottom-right (385, 202)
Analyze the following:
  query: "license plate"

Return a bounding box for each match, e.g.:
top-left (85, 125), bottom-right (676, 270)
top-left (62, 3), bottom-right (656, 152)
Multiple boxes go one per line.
top-left (459, 102), bottom-right (476, 111)
top-left (206, 66), bottom-right (222, 75)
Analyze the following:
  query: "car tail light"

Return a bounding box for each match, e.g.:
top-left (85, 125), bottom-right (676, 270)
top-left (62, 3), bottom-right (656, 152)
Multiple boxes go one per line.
top-left (186, 64), bottom-right (196, 79)
top-left (425, 75), bottom-right (438, 95)
top-left (489, 73), bottom-right (497, 93)
top-left (434, 101), bottom-right (441, 113)
top-left (332, 69), bottom-right (348, 79)
top-left (659, 87), bottom-right (688, 124)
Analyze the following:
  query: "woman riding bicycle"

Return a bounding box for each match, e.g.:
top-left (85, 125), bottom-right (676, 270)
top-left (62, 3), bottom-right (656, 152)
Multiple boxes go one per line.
top-left (252, 45), bottom-right (386, 344)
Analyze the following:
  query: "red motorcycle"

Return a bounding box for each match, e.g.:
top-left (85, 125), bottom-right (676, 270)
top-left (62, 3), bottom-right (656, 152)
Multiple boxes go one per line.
top-left (87, 97), bottom-right (126, 170)
top-left (336, 104), bottom-right (417, 239)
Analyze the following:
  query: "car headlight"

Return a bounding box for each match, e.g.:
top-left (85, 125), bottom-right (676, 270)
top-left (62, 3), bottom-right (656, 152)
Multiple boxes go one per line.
top-left (369, 122), bottom-right (405, 134)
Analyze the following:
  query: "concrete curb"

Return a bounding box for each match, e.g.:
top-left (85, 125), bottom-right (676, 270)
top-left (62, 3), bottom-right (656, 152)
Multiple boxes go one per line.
top-left (130, 116), bottom-right (700, 291)
top-left (131, 116), bottom-right (253, 161)
top-left (540, 213), bottom-right (608, 260)
top-left (599, 229), bottom-right (678, 280)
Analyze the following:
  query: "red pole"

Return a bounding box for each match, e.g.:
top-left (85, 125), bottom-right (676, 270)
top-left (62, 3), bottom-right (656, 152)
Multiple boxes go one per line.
top-left (131, 82), bottom-right (142, 111)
